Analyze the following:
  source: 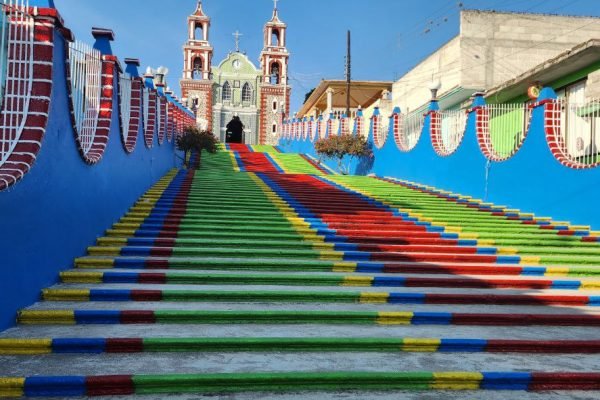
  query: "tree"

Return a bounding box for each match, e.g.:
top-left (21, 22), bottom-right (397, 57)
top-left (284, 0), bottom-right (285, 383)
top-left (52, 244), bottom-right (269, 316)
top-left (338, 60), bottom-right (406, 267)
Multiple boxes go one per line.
top-left (314, 134), bottom-right (372, 175)
top-left (303, 88), bottom-right (316, 104)
top-left (176, 126), bottom-right (218, 169)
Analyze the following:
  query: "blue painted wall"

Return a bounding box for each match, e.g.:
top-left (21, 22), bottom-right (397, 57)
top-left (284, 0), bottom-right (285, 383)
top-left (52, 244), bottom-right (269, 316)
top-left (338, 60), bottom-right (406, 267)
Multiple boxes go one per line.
top-left (0, 28), bottom-right (177, 330)
top-left (280, 94), bottom-right (600, 230)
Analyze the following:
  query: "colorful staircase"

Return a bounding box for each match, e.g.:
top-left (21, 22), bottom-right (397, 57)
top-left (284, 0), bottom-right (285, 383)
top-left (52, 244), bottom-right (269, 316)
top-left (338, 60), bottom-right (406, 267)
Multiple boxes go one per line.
top-left (2, 147), bottom-right (600, 398)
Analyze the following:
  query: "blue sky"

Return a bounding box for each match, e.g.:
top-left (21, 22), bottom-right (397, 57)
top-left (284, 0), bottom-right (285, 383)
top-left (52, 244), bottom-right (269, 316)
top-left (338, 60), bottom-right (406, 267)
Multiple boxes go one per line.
top-left (52, 0), bottom-right (599, 112)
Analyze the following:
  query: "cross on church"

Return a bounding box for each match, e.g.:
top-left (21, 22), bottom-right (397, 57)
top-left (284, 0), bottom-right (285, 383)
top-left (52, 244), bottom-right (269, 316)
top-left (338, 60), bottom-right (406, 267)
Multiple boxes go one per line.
top-left (273, 0), bottom-right (279, 9)
top-left (232, 30), bottom-right (243, 52)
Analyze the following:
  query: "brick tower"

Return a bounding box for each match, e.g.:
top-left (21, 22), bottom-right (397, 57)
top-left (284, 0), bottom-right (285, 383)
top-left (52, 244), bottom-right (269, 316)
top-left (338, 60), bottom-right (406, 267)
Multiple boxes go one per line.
top-left (258, 1), bottom-right (291, 144)
top-left (180, 1), bottom-right (213, 130)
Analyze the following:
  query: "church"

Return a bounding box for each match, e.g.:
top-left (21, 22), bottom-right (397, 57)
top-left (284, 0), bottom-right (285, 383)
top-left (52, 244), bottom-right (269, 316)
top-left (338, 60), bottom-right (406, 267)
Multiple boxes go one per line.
top-left (180, 1), bottom-right (291, 145)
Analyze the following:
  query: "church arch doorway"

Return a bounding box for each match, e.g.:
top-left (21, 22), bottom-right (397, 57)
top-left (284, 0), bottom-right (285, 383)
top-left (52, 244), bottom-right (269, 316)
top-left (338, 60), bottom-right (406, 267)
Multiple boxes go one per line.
top-left (226, 116), bottom-right (245, 143)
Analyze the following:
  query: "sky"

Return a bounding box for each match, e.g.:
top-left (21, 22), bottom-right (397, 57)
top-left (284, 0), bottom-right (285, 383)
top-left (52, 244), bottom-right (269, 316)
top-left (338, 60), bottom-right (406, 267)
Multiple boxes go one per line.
top-left (52, 0), bottom-right (600, 112)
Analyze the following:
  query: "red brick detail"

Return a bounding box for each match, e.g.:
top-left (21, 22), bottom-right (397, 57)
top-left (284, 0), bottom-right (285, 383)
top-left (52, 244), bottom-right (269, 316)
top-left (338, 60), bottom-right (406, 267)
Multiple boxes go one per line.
top-left (474, 105), bottom-right (532, 162)
top-left (166, 102), bottom-right (174, 142)
top-left (120, 77), bottom-right (141, 153)
top-left (64, 48), bottom-right (115, 164)
top-left (429, 110), bottom-right (467, 157)
top-left (373, 113), bottom-right (385, 149)
top-left (0, 16), bottom-right (55, 191)
top-left (144, 89), bottom-right (157, 148)
top-left (544, 100), bottom-right (600, 170)
top-left (157, 95), bottom-right (166, 145)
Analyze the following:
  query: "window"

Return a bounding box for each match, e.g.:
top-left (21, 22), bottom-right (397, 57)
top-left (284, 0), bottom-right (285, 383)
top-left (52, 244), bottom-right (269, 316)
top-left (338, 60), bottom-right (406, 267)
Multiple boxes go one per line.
top-left (194, 24), bottom-right (204, 41)
top-left (222, 81), bottom-right (232, 102)
top-left (272, 123), bottom-right (278, 134)
top-left (242, 83), bottom-right (252, 102)
top-left (192, 57), bottom-right (202, 79)
top-left (270, 62), bottom-right (280, 84)
top-left (272, 99), bottom-right (278, 112)
top-left (272, 29), bottom-right (280, 46)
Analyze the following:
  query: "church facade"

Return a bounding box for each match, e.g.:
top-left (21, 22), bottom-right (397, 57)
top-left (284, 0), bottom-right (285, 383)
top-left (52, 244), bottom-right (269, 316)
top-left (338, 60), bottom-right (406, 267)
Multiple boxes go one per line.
top-left (180, 1), bottom-right (291, 145)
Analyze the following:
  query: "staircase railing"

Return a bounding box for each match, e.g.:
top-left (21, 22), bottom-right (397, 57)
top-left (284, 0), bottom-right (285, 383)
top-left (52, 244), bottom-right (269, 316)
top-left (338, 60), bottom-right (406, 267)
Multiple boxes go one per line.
top-left (431, 109), bottom-right (468, 157)
top-left (545, 98), bottom-right (600, 169)
top-left (394, 111), bottom-right (423, 152)
top-left (0, 0), bottom-right (34, 169)
top-left (475, 103), bottom-right (532, 161)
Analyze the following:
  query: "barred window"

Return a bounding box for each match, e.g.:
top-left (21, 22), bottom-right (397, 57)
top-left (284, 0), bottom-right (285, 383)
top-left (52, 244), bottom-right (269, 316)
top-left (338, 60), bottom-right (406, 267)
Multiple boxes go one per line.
top-left (222, 81), bottom-right (232, 102)
top-left (242, 83), bottom-right (252, 102)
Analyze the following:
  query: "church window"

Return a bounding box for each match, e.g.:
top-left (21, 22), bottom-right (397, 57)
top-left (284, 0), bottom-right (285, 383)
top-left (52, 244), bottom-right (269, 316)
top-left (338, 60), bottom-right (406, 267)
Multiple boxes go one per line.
top-left (194, 24), bottom-right (204, 41)
top-left (270, 62), bottom-right (280, 84)
top-left (272, 29), bottom-right (280, 46)
top-left (272, 123), bottom-right (278, 134)
top-left (272, 99), bottom-right (278, 112)
top-left (193, 57), bottom-right (203, 79)
top-left (242, 83), bottom-right (253, 102)
top-left (222, 81), bottom-right (232, 102)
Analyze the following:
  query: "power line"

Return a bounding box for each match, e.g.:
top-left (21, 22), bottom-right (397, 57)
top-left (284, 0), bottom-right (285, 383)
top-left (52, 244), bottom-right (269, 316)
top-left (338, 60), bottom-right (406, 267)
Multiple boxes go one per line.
top-left (389, 17), bottom-right (598, 93)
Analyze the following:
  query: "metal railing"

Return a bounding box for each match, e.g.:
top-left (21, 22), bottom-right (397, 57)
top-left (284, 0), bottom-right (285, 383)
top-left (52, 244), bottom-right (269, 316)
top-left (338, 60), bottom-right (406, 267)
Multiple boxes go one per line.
top-left (68, 40), bottom-right (102, 156)
top-left (142, 86), bottom-right (150, 140)
top-left (395, 111), bottom-right (423, 152)
top-left (330, 117), bottom-right (339, 136)
top-left (372, 114), bottom-right (386, 149)
top-left (0, 0), bottom-right (34, 168)
top-left (551, 98), bottom-right (600, 167)
top-left (478, 103), bottom-right (531, 161)
top-left (353, 117), bottom-right (364, 138)
top-left (303, 120), bottom-right (309, 140)
top-left (433, 110), bottom-right (467, 156)
top-left (157, 95), bottom-right (165, 144)
top-left (118, 72), bottom-right (132, 145)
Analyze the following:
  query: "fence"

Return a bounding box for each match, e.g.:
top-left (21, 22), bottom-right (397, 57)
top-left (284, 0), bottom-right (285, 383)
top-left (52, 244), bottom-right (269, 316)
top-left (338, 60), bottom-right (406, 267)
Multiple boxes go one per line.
top-left (0, 0), bottom-right (33, 173)
top-left (0, 3), bottom-right (195, 193)
top-left (67, 40), bottom-right (104, 162)
top-left (143, 87), bottom-right (155, 148)
top-left (546, 98), bottom-right (600, 169)
top-left (431, 110), bottom-right (467, 156)
top-left (118, 72), bottom-right (135, 152)
top-left (394, 111), bottom-right (423, 152)
top-left (281, 95), bottom-right (600, 174)
top-left (476, 103), bottom-right (531, 161)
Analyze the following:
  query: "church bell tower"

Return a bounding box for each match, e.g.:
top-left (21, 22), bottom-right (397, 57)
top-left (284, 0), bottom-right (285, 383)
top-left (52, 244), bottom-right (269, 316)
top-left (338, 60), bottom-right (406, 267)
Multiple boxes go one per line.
top-left (180, 1), bottom-right (213, 129)
top-left (258, 1), bottom-right (291, 144)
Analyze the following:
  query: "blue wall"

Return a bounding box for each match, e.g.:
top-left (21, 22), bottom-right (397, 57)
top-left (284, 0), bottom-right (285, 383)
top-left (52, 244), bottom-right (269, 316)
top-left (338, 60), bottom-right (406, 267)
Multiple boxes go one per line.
top-left (280, 95), bottom-right (600, 231)
top-left (0, 28), bottom-right (177, 330)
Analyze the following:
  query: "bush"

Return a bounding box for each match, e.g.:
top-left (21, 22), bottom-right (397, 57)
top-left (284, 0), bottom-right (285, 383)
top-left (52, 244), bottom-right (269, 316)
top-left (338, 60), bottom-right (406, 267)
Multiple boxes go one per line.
top-left (176, 126), bottom-right (218, 169)
top-left (315, 134), bottom-right (372, 174)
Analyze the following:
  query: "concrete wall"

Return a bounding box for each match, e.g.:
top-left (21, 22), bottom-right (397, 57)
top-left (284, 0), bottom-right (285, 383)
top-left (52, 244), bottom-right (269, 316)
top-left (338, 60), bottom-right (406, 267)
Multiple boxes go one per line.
top-left (280, 89), bottom-right (600, 232)
top-left (392, 10), bottom-right (600, 112)
top-left (0, 26), bottom-right (179, 330)
top-left (461, 10), bottom-right (600, 90)
top-left (392, 37), bottom-right (461, 113)
top-left (586, 69), bottom-right (600, 100)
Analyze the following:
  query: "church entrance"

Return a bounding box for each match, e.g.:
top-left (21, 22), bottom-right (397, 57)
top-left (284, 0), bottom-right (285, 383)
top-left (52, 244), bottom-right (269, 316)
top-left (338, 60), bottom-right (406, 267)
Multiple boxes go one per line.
top-left (225, 116), bottom-right (244, 143)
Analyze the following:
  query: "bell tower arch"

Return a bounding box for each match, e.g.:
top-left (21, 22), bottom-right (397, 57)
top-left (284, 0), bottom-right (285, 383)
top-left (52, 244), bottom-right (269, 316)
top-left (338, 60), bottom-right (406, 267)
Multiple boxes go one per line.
top-left (180, 1), bottom-right (213, 129)
top-left (258, 1), bottom-right (291, 144)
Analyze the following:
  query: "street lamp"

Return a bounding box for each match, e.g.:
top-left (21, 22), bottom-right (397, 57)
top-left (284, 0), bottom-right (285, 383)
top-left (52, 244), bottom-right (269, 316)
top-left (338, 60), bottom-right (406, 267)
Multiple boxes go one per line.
top-left (428, 79), bottom-right (442, 101)
top-left (155, 66), bottom-right (169, 86)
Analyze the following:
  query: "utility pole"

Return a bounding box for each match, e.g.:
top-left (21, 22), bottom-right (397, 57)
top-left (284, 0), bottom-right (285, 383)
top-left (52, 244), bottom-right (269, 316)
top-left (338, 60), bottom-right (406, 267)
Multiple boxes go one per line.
top-left (345, 30), bottom-right (351, 119)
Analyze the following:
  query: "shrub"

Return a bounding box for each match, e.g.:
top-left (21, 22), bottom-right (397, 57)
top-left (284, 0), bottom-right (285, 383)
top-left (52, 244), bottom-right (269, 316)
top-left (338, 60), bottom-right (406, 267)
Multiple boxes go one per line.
top-left (314, 134), bottom-right (372, 174)
top-left (176, 126), bottom-right (218, 169)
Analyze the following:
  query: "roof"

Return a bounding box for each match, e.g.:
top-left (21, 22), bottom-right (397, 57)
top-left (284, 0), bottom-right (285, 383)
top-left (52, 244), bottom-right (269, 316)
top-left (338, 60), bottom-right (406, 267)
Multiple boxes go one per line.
top-left (485, 39), bottom-right (600, 103)
top-left (298, 80), bottom-right (393, 117)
